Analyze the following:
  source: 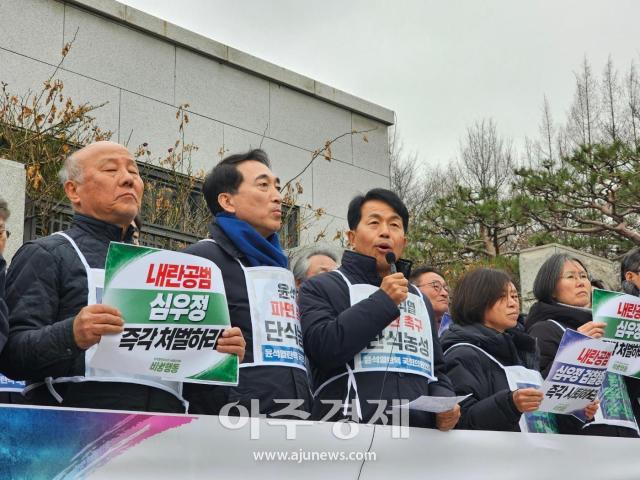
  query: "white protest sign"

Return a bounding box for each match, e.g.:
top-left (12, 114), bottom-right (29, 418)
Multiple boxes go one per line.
top-left (89, 243), bottom-right (238, 385)
top-left (538, 329), bottom-right (613, 415)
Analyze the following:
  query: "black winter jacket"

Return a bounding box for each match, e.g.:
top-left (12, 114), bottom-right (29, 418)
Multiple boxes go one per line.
top-left (525, 301), bottom-right (592, 377)
top-left (440, 323), bottom-right (537, 432)
top-left (299, 249), bottom-right (454, 428)
top-left (182, 222), bottom-right (311, 417)
top-left (0, 214), bottom-right (183, 413)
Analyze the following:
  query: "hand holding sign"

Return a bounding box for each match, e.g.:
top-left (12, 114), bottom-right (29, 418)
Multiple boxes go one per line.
top-left (577, 321), bottom-right (606, 339)
top-left (583, 399), bottom-right (600, 420)
top-left (73, 304), bottom-right (124, 350)
top-left (512, 388), bottom-right (544, 413)
top-left (216, 327), bottom-right (246, 362)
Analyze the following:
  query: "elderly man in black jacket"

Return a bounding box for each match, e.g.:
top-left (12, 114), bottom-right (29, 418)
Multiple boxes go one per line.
top-left (299, 188), bottom-right (460, 429)
top-left (1, 141), bottom-right (244, 412)
top-left (182, 149), bottom-right (311, 417)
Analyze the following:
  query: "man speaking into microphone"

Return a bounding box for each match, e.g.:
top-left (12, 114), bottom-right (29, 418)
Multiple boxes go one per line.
top-left (299, 188), bottom-right (460, 429)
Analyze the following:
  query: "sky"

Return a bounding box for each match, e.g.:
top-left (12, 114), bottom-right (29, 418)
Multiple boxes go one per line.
top-left (119, 0), bottom-right (640, 169)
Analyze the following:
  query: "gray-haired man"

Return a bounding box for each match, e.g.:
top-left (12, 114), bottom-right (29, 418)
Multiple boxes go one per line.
top-left (292, 247), bottom-right (338, 288)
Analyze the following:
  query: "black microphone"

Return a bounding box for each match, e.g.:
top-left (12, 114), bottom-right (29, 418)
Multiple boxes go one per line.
top-left (385, 252), bottom-right (397, 274)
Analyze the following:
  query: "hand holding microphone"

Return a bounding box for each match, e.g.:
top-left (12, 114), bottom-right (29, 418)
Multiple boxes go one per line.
top-left (380, 252), bottom-right (409, 305)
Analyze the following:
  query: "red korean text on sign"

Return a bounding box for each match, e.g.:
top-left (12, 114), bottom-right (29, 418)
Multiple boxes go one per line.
top-left (146, 263), bottom-right (212, 290)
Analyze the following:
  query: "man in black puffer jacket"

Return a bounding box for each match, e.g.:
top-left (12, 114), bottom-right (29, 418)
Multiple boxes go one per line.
top-left (0, 141), bottom-right (244, 412)
top-left (300, 189), bottom-right (459, 429)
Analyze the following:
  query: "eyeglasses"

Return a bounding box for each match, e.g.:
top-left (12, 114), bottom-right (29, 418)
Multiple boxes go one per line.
top-left (416, 281), bottom-right (449, 293)
top-left (0, 229), bottom-right (10, 239)
top-left (560, 272), bottom-right (589, 282)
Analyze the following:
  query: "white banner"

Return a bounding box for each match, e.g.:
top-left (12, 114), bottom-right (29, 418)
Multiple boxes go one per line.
top-left (2, 404), bottom-right (637, 479)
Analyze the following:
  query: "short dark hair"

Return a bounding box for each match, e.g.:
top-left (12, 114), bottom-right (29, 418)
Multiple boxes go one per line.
top-left (620, 248), bottom-right (640, 295)
top-left (410, 265), bottom-right (444, 283)
top-left (0, 197), bottom-right (10, 222)
top-left (621, 248), bottom-right (640, 281)
top-left (532, 253), bottom-right (589, 303)
top-left (451, 268), bottom-right (512, 326)
top-left (202, 149), bottom-right (271, 215)
top-left (347, 188), bottom-right (409, 231)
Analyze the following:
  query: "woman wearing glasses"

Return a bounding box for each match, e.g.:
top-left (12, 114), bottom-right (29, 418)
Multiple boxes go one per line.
top-left (525, 253), bottom-right (638, 437)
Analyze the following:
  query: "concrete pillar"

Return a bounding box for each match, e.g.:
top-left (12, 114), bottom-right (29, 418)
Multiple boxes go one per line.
top-left (0, 158), bottom-right (26, 264)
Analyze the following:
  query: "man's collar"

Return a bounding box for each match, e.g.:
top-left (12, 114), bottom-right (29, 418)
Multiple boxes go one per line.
top-left (340, 250), bottom-right (413, 285)
top-left (72, 213), bottom-right (134, 242)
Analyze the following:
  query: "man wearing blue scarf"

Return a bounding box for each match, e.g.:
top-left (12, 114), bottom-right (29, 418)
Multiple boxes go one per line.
top-left (183, 149), bottom-right (311, 417)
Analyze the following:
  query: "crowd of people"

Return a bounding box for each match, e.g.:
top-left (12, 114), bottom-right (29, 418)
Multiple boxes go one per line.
top-left (0, 140), bottom-right (638, 438)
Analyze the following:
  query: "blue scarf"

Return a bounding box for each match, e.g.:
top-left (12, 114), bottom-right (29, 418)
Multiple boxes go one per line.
top-left (215, 213), bottom-right (288, 268)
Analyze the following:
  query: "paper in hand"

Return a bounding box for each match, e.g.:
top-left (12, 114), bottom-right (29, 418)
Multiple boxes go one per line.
top-left (392, 394), bottom-right (471, 413)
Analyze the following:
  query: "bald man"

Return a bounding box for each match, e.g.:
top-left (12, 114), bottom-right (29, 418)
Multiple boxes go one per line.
top-left (0, 141), bottom-right (244, 412)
